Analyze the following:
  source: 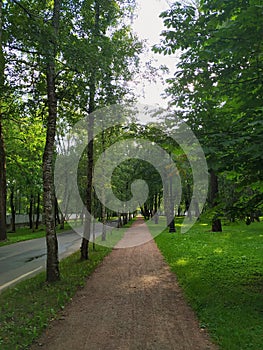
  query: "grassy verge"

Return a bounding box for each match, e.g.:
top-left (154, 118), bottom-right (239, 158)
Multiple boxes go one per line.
top-left (0, 244), bottom-right (111, 350)
top-left (155, 218), bottom-right (263, 350)
top-left (0, 217), bottom-right (136, 349)
top-left (0, 223), bottom-right (73, 247)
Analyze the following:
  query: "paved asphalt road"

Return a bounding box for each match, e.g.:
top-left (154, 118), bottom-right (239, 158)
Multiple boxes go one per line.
top-left (0, 223), bottom-right (115, 292)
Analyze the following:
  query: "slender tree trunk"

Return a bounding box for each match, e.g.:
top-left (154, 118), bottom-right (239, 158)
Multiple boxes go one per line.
top-left (35, 192), bottom-right (40, 229)
top-left (117, 211), bottom-right (122, 228)
top-left (169, 171), bottom-right (176, 233)
top-left (194, 198), bottom-right (200, 217)
top-left (101, 131), bottom-right (106, 241)
top-left (10, 189), bottom-right (16, 232)
top-left (54, 197), bottom-right (60, 225)
top-left (0, 0), bottom-right (6, 241)
top-left (92, 216), bottom-right (96, 251)
top-left (81, 1), bottom-right (100, 260)
top-left (123, 213), bottom-right (128, 225)
top-left (43, 0), bottom-right (61, 282)
top-left (81, 106), bottom-right (94, 260)
top-left (210, 169), bottom-right (222, 232)
top-left (29, 194), bottom-right (33, 229)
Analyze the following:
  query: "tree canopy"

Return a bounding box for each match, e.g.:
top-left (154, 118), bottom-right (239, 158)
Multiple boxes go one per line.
top-left (154, 0), bottom-right (263, 226)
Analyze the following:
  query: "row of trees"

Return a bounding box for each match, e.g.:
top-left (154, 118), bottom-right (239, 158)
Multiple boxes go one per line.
top-left (0, 0), bottom-right (144, 281)
top-left (1, 0), bottom-right (261, 283)
top-left (154, 0), bottom-right (263, 230)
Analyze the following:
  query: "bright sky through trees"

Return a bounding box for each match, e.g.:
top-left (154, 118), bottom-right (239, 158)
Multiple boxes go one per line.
top-left (132, 0), bottom-right (178, 107)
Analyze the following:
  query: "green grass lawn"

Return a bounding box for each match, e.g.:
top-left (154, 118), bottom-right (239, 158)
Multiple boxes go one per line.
top-left (154, 217), bottom-right (263, 350)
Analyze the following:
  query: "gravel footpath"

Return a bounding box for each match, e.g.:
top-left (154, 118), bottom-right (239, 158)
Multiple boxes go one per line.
top-left (31, 217), bottom-right (218, 350)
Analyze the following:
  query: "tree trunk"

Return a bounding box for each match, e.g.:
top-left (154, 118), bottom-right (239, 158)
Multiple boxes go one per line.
top-left (81, 99), bottom-right (94, 260)
top-left (29, 194), bottom-right (33, 230)
top-left (35, 192), bottom-right (40, 229)
top-left (101, 131), bottom-right (106, 241)
top-left (54, 197), bottom-right (60, 225)
top-left (169, 172), bottom-right (176, 233)
top-left (81, 1), bottom-right (100, 260)
top-left (123, 213), bottom-right (128, 225)
top-left (43, 0), bottom-right (61, 282)
top-left (210, 169), bottom-right (222, 232)
top-left (92, 216), bottom-right (96, 251)
top-left (117, 211), bottom-right (122, 228)
top-left (10, 189), bottom-right (15, 232)
top-left (0, 0), bottom-right (7, 241)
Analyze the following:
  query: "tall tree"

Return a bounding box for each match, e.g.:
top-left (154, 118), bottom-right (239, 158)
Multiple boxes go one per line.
top-left (43, 0), bottom-right (61, 281)
top-left (0, 0), bottom-right (6, 241)
top-left (80, 0), bottom-right (100, 260)
top-left (154, 0), bottom-right (263, 228)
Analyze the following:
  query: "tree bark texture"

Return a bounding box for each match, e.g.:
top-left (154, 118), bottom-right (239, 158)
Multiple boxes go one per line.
top-left (0, 0), bottom-right (6, 241)
top-left (43, 0), bottom-right (61, 282)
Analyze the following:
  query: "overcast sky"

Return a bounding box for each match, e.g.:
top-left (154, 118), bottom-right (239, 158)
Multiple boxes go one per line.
top-left (132, 0), bottom-right (178, 107)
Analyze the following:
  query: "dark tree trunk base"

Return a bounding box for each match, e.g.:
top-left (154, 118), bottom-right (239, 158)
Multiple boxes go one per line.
top-left (80, 238), bottom-right (89, 260)
top-left (169, 219), bottom-right (176, 233)
top-left (212, 218), bottom-right (222, 232)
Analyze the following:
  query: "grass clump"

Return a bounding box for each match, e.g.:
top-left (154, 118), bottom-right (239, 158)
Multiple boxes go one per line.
top-left (155, 218), bottom-right (263, 350)
top-left (0, 245), bottom-right (111, 350)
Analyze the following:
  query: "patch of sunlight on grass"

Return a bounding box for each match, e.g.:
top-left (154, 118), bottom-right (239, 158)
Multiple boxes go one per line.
top-left (200, 223), bottom-right (209, 226)
top-left (214, 248), bottom-right (223, 254)
top-left (176, 258), bottom-right (189, 266)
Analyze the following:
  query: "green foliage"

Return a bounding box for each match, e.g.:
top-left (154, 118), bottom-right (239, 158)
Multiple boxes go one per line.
top-left (155, 217), bottom-right (263, 350)
top-left (0, 0), bottom-right (144, 238)
top-left (154, 0), bottom-right (263, 221)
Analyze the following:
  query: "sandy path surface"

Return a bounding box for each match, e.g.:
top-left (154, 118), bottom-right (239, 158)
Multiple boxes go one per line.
top-left (31, 217), bottom-right (217, 350)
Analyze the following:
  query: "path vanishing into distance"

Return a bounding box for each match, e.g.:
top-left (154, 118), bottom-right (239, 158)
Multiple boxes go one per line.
top-left (31, 217), bottom-right (218, 350)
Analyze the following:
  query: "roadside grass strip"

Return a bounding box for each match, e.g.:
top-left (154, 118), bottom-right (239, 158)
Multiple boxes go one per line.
top-left (0, 218), bottom-right (135, 349)
top-left (0, 245), bottom-right (111, 350)
top-left (155, 218), bottom-right (263, 350)
top-left (0, 223), bottom-right (73, 247)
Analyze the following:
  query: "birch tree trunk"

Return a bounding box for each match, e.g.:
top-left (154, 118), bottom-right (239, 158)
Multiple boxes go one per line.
top-left (43, 0), bottom-right (61, 281)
